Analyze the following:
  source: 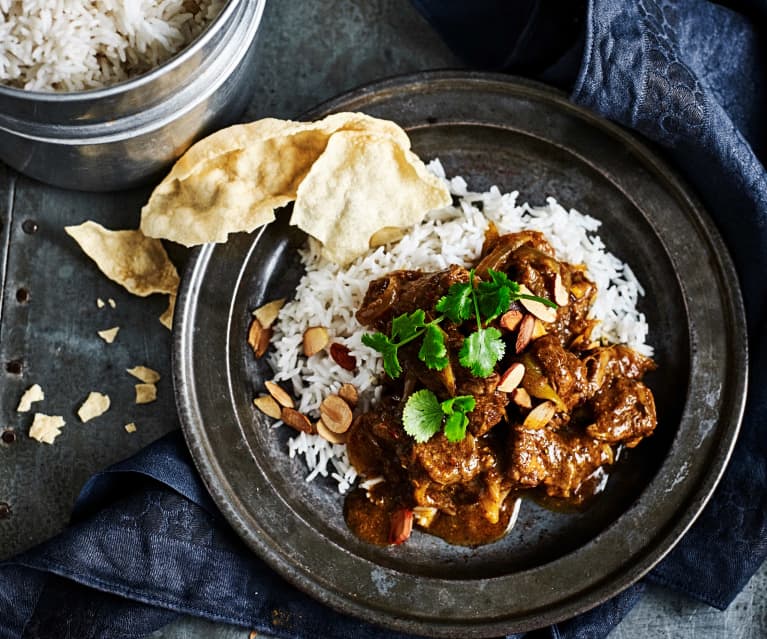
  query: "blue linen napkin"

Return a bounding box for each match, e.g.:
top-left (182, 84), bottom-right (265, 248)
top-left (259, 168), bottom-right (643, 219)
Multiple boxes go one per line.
top-left (2, 1), bottom-right (767, 637)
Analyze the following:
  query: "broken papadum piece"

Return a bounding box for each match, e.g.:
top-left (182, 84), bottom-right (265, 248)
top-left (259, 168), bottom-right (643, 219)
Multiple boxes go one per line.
top-left (138, 112), bottom-right (436, 255)
top-left (290, 130), bottom-right (451, 265)
top-left (65, 221), bottom-right (179, 297)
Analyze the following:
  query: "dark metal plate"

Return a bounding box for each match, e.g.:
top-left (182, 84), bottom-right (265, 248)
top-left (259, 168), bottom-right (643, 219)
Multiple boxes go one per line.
top-left (173, 72), bottom-right (747, 637)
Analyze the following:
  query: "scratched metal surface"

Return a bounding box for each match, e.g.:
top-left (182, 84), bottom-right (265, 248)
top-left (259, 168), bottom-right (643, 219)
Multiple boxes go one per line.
top-left (0, 0), bottom-right (764, 637)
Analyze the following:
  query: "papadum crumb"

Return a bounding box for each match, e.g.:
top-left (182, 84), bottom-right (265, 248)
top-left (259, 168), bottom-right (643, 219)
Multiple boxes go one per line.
top-left (78, 392), bottom-right (111, 422)
top-left (97, 326), bottom-right (120, 343)
top-left (29, 413), bottom-right (65, 444)
top-left (16, 384), bottom-right (44, 412)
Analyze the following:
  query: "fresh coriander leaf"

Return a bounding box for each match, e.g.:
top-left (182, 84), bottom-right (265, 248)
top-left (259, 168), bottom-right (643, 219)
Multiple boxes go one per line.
top-left (362, 332), bottom-right (402, 378)
top-left (476, 269), bottom-right (516, 321)
top-left (391, 309), bottom-right (426, 342)
top-left (444, 411), bottom-right (469, 443)
top-left (418, 324), bottom-right (449, 370)
top-left (435, 280), bottom-right (474, 323)
top-left (440, 394), bottom-right (476, 415)
top-left (451, 395), bottom-right (476, 414)
top-left (459, 327), bottom-right (505, 377)
top-left (403, 389), bottom-right (443, 443)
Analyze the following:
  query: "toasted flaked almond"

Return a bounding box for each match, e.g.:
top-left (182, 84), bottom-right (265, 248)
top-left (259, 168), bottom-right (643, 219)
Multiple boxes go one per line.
top-left (522, 400), bottom-right (557, 430)
top-left (498, 362), bottom-right (525, 393)
top-left (329, 342), bottom-right (357, 371)
top-left (515, 314), bottom-right (536, 353)
top-left (338, 383), bottom-right (359, 407)
top-left (499, 309), bottom-right (523, 332)
top-left (316, 418), bottom-right (348, 444)
top-left (553, 272), bottom-right (569, 306)
top-left (252, 298), bottom-right (285, 329)
top-left (281, 407), bottom-right (315, 434)
top-left (369, 226), bottom-right (406, 248)
top-left (253, 394), bottom-right (281, 419)
top-left (532, 319), bottom-right (548, 339)
top-left (388, 508), bottom-right (414, 545)
top-left (519, 284), bottom-right (557, 323)
top-left (320, 394), bottom-right (353, 433)
top-left (246, 318), bottom-right (272, 358)
top-left (511, 387), bottom-right (532, 409)
top-left (265, 380), bottom-right (294, 408)
top-left (303, 326), bottom-right (329, 357)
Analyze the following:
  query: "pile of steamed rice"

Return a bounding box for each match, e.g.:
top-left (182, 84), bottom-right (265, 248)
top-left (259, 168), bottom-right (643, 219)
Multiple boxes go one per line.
top-left (269, 160), bottom-right (653, 493)
top-left (0, 0), bottom-right (224, 92)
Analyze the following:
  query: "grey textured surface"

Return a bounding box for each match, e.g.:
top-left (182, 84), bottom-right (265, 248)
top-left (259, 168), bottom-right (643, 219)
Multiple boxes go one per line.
top-left (0, 0), bottom-right (764, 637)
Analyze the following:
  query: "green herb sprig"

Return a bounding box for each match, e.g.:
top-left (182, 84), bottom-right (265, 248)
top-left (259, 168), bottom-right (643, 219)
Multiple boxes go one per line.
top-left (362, 268), bottom-right (556, 380)
top-left (402, 389), bottom-right (476, 443)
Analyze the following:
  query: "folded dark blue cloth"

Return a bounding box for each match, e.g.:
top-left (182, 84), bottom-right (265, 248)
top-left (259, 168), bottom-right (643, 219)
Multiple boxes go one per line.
top-left (2, 1), bottom-right (767, 637)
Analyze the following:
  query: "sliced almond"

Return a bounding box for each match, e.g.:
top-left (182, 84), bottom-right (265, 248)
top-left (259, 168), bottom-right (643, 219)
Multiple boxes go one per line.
top-left (330, 342), bottom-right (357, 371)
top-left (388, 508), bottom-right (414, 545)
top-left (248, 318), bottom-right (273, 357)
top-left (253, 394), bottom-right (281, 419)
top-left (500, 309), bottom-right (523, 332)
top-left (303, 326), bottom-right (329, 357)
top-left (281, 407), bottom-right (315, 434)
top-left (265, 380), bottom-right (294, 408)
top-left (498, 362), bottom-right (525, 393)
top-left (522, 400), bottom-right (557, 430)
top-left (320, 394), bottom-right (353, 433)
top-left (511, 387), bottom-right (532, 409)
top-left (369, 226), bottom-right (406, 248)
top-left (338, 383), bottom-right (359, 407)
top-left (515, 314), bottom-right (536, 353)
top-left (519, 284), bottom-right (557, 323)
top-left (252, 298), bottom-right (285, 329)
top-left (553, 272), bottom-right (569, 306)
top-left (316, 419), bottom-right (347, 444)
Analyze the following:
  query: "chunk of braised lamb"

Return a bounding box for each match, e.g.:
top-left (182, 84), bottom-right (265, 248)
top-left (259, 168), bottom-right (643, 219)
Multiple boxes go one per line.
top-left (526, 334), bottom-right (588, 410)
top-left (475, 231), bottom-right (556, 277)
top-left (414, 432), bottom-right (485, 485)
top-left (346, 403), bottom-right (407, 478)
top-left (507, 425), bottom-right (614, 498)
top-left (358, 265), bottom-right (470, 332)
top-left (581, 344), bottom-right (657, 396)
top-left (554, 267), bottom-right (598, 346)
top-left (454, 369), bottom-right (510, 436)
top-left (502, 244), bottom-right (564, 302)
top-left (356, 269), bottom-right (422, 327)
top-left (586, 377), bottom-right (657, 447)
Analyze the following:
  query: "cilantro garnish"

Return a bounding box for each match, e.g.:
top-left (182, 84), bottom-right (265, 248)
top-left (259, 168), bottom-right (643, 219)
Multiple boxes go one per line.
top-left (362, 268), bottom-right (554, 383)
top-left (361, 310), bottom-right (445, 379)
top-left (403, 389), bottom-right (476, 443)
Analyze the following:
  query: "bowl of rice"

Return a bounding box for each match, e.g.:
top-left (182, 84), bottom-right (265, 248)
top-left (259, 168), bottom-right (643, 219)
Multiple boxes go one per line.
top-left (0, 0), bottom-right (266, 191)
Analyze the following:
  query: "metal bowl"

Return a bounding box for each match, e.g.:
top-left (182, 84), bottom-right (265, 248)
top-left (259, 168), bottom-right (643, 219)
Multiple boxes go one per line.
top-left (0, 0), bottom-right (266, 192)
top-left (174, 72), bottom-right (747, 637)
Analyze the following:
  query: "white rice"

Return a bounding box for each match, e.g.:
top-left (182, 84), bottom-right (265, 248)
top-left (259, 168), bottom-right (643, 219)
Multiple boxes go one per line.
top-left (269, 160), bottom-right (653, 492)
top-left (0, 0), bottom-right (224, 92)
